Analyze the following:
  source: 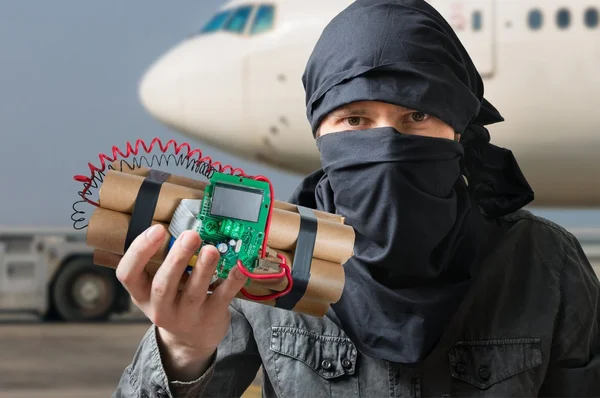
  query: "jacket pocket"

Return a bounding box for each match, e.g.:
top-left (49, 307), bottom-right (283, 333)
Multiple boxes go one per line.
top-left (270, 326), bottom-right (357, 378)
top-left (268, 326), bottom-right (359, 397)
top-left (448, 338), bottom-right (543, 393)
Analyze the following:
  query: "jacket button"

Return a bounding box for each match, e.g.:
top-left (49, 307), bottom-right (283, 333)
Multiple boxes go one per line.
top-left (342, 359), bottom-right (352, 369)
top-left (155, 386), bottom-right (168, 397)
top-left (455, 362), bottom-right (466, 374)
top-left (478, 365), bottom-right (491, 381)
top-left (321, 359), bottom-right (333, 370)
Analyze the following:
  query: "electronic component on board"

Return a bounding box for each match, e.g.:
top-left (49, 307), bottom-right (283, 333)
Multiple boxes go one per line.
top-left (191, 172), bottom-right (271, 279)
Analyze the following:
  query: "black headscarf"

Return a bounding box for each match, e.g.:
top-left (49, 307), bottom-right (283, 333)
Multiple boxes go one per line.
top-left (302, 0), bottom-right (533, 218)
top-left (288, 0), bottom-right (535, 364)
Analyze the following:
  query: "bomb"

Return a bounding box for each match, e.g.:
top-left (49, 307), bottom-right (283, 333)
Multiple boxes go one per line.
top-left (85, 162), bottom-right (355, 317)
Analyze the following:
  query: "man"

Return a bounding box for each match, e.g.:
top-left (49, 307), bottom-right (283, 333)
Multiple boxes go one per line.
top-left (113, 1), bottom-right (600, 396)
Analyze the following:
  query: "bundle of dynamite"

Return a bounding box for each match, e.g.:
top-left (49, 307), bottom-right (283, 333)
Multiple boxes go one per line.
top-left (72, 138), bottom-right (355, 318)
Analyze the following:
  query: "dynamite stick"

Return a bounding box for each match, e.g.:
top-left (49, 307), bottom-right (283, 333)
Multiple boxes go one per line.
top-left (98, 169), bottom-right (355, 265)
top-left (88, 209), bottom-right (344, 301)
top-left (111, 161), bottom-right (344, 224)
top-left (287, 296), bottom-right (331, 318)
top-left (87, 208), bottom-right (172, 264)
top-left (93, 250), bottom-right (129, 270)
top-left (99, 171), bottom-right (204, 222)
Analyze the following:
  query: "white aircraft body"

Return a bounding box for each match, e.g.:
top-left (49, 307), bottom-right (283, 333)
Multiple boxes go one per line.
top-left (138, 0), bottom-right (600, 208)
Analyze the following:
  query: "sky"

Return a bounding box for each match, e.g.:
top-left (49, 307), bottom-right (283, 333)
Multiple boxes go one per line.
top-left (0, 0), bottom-right (598, 231)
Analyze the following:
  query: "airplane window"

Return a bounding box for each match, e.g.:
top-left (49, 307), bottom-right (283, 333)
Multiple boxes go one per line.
top-left (585, 8), bottom-right (599, 28)
top-left (556, 8), bottom-right (570, 29)
top-left (251, 5), bottom-right (275, 35)
top-left (528, 9), bottom-right (543, 30)
top-left (223, 5), bottom-right (254, 33)
top-left (472, 11), bottom-right (482, 31)
top-left (201, 10), bottom-right (233, 33)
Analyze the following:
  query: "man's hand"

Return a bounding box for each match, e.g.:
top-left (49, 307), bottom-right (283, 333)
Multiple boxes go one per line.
top-left (115, 224), bottom-right (248, 381)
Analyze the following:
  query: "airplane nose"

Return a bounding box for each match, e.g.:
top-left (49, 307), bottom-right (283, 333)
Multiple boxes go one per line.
top-left (138, 38), bottom-right (251, 154)
top-left (138, 48), bottom-right (184, 128)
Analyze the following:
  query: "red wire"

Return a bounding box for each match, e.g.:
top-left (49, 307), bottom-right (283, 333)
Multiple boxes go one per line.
top-left (251, 175), bottom-right (273, 259)
top-left (236, 260), bottom-right (285, 279)
top-left (237, 257), bottom-right (294, 301)
top-left (73, 138), bottom-right (246, 207)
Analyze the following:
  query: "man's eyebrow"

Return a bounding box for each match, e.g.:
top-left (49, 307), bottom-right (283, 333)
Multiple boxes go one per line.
top-left (329, 105), bottom-right (416, 119)
top-left (330, 107), bottom-right (372, 118)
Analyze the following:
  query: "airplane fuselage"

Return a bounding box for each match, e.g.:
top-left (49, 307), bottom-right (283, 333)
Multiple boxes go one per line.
top-left (139, 0), bottom-right (600, 207)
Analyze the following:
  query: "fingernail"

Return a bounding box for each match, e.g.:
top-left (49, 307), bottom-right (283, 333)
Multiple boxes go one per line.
top-left (181, 232), bottom-right (199, 251)
top-left (145, 225), bottom-right (163, 242)
top-left (200, 246), bottom-right (217, 264)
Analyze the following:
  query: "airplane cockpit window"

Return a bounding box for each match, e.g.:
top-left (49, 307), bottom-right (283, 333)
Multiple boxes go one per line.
top-left (201, 10), bottom-right (234, 33)
top-left (556, 8), bottom-right (570, 29)
top-left (472, 11), bottom-right (482, 31)
top-left (251, 4), bottom-right (275, 35)
top-left (224, 5), bottom-right (254, 33)
top-left (196, 4), bottom-right (277, 36)
top-left (585, 8), bottom-right (599, 28)
top-left (528, 9), bottom-right (543, 30)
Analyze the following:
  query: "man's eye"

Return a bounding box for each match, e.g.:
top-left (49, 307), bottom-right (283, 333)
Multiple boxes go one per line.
top-left (346, 117), bottom-right (362, 126)
top-left (410, 112), bottom-right (429, 122)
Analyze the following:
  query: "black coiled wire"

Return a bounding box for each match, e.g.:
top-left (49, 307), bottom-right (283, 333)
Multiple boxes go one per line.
top-left (71, 153), bottom-right (215, 230)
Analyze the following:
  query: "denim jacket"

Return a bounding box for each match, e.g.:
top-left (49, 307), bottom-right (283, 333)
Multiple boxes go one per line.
top-left (113, 210), bottom-right (600, 397)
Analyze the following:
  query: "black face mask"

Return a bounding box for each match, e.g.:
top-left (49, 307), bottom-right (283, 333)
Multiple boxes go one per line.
top-left (316, 128), bottom-right (471, 285)
top-left (305, 127), bottom-right (481, 364)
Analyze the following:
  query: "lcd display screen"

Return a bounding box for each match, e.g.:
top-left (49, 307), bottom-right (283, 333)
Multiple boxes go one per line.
top-left (210, 183), bottom-right (263, 222)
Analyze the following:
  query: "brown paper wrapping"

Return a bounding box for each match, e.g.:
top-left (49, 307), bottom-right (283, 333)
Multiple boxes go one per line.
top-left (98, 169), bottom-right (354, 264)
top-left (110, 161), bottom-right (344, 224)
top-left (93, 249), bottom-right (125, 269)
top-left (268, 209), bottom-right (354, 264)
top-left (111, 160), bottom-right (209, 191)
top-left (87, 207), bottom-right (171, 264)
top-left (99, 171), bottom-right (204, 223)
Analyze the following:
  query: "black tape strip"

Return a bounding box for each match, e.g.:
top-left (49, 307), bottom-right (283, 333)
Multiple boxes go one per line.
top-left (274, 206), bottom-right (317, 310)
top-left (124, 169), bottom-right (172, 252)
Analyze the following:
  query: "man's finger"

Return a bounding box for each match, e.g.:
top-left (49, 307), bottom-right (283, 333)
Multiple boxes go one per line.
top-left (151, 230), bottom-right (200, 313)
top-left (206, 264), bottom-right (248, 314)
top-left (179, 245), bottom-right (220, 313)
top-left (116, 224), bottom-right (165, 302)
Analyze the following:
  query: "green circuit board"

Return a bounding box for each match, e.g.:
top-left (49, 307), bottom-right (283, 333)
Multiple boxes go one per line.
top-left (195, 172), bottom-right (271, 279)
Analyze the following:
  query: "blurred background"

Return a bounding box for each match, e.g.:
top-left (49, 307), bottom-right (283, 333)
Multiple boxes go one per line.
top-left (0, 0), bottom-right (599, 396)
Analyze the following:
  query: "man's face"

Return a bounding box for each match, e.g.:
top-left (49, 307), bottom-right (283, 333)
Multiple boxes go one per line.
top-left (316, 100), bottom-right (457, 141)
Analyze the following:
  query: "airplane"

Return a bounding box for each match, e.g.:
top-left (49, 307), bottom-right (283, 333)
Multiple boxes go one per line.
top-left (137, 0), bottom-right (600, 208)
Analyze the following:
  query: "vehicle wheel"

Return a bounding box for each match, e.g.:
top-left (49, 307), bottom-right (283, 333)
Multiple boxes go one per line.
top-left (51, 257), bottom-right (119, 322)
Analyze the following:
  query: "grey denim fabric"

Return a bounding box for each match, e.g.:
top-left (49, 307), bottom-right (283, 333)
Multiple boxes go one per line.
top-left (113, 210), bottom-right (600, 397)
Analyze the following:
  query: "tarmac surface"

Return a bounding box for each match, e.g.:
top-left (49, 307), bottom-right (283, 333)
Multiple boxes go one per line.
top-left (0, 313), bottom-right (261, 397)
